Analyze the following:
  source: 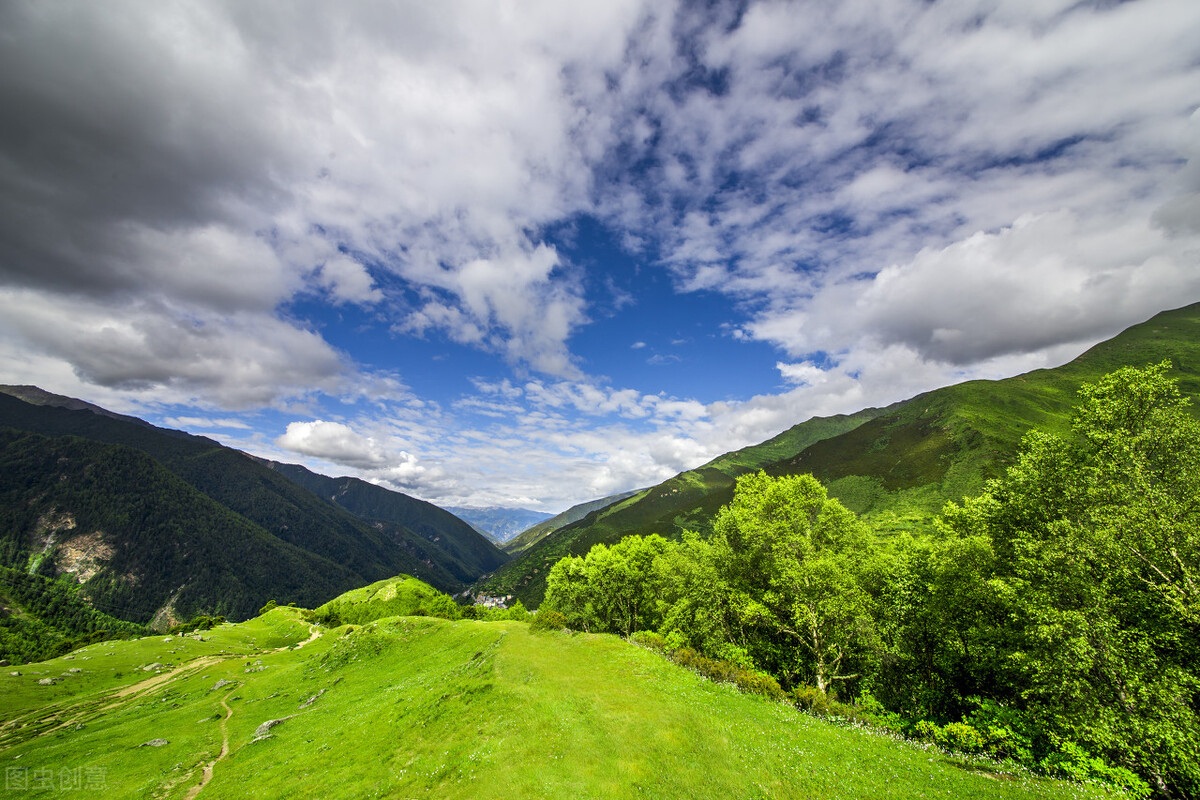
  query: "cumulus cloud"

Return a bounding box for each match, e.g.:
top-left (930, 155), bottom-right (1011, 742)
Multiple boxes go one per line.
top-left (275, 418), bottom-right (430, 488)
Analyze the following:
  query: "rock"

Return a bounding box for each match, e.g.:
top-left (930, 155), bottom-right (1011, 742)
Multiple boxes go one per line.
top-left (212, 679), bottom-right (236, 691)
top-left (0, 659), bottom-right (9, 667)
top-left (10, 671), bottom-right (20, 677)
top-left (142, 663), bottom-right (166, 672)
top-left (139, 739), bottom-right (169, 747)
top-left (298, 688), bottom-right (326, 709)
top-left (36, 678), bottom-right (57, 685)
top-left (67, 668), bottom-right (83, 674)
top-left (251, 715), bottom-right (297, 743)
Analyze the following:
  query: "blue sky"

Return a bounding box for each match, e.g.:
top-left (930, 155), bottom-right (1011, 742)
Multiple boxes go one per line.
top-left (1, 0), bottom-right (1199, 511)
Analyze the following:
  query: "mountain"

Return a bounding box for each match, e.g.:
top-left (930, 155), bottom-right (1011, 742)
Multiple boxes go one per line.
top-left (502, 489), bottom-right (642, 556)
top-left (0, 588), bottom-right (1093, 799)
top-left (481, 303), bottom-right (1200, 606)
top-left (0, 390), bottom-right (504, 630)
top-left (444, 506), bottom-right (554, 544)
top-left (266, 462), bottom-right (508, 582)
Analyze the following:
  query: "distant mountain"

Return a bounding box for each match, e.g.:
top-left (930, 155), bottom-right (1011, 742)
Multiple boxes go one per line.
top-left (445, 506), bottom-right (554, 545)
top-left (0, 390), bottom-right (504, 630)
top-left (481, 303), bottom-right (1200, 606)
top-left (502, 490), bottom-right (642, 556)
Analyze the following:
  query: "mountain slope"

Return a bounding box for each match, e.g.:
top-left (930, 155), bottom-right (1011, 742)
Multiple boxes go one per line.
top-left (0, 427), bottom-right (367, 627)
top-left (484, 303), bottom-right (1200, 606)
top-left (0, 602), bottom-right (1104, 800)
top-left (502, 489), bottom-right (641, 556)
top-left (267, 462), bottom-right (508, 582)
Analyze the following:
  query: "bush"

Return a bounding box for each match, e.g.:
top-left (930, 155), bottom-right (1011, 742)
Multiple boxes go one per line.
top-left (937, 722), bottom-right (985, 754)
top-left (791, 685), bottom-right (832, 716)
top-left (530, 609), bottom-right (567, 632)
top-left (629, 630), bottom-right (665, 650)
top-left (966, 699), bottom-right (1033, 762)
top-left (657, 646), bottom-right (785, 700)
top-left (1039, 742), bottom-right (1151, 799)
top-left (168, 615), bottom-right (225, 635)
top-left (909, 719), bottom-right (940, 742)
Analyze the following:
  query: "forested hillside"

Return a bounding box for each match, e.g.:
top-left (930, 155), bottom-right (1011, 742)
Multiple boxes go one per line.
top-left (267, 461), bottom-right (508, 582)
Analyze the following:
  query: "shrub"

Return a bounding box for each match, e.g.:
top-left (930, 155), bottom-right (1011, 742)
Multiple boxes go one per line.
top-left (258, 600), bottom-right (278, 615)
top-left (937, 722), bottom-right (984, 754)
top-left (530, 609), bottom-right (567, 632)
top-left (909, 719), bottom-right (940, 742)
top-left (791, 685), bottom-right (832, 716)
top-left (855, 691), bottom-right (904, 733)
top-left (665, 646), bottom-right (784, 700)
top-left (168, 615), bottom-right (225, 635)
top-left (1039, 742), bottom-right (1151, 799)
top-left (629, 630), bottom-right (665, 650)
top-left (965, 699), bottom-right (1033, 762)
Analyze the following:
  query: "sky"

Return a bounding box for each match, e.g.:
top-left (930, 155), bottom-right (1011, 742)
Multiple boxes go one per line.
top-left (1, 0), bottom-right (1198, 513)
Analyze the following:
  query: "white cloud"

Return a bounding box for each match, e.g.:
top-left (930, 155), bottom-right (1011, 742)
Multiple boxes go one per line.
top-left (315, 255), bottom-right (382, 305)
top-left (164, 417), bottom-right (252, 430)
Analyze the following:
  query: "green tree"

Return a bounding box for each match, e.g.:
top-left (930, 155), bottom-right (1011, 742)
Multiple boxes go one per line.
top-left (707, 471), bottom-right (881, 694)
top-left (942, 362), bottom-right (1200, 797)
top-left (543, 534), bottom-right (669, 635)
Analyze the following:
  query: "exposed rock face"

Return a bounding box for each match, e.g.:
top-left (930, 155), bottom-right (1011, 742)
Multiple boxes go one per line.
top-left (54, 530), bottom-right (114, 584)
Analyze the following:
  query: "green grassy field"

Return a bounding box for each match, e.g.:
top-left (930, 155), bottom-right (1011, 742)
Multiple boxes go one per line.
top-left (1, 603), bottom-right (1130, 799)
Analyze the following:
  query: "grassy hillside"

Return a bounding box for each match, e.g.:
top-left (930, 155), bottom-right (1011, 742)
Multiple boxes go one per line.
top-left (484, 302), bottom-right (1200, 606)
top-left (0, 600), bottom-right (1118, 799)
top-left (777, 302), bottom-right (1200, 529)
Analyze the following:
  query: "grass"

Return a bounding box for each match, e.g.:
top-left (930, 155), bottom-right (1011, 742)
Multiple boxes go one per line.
top-left (0, 606), bottom-right (1131, 799)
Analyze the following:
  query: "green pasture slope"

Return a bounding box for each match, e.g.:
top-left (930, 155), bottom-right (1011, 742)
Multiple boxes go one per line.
top-left (484, 302), bottom-right (1200, 605)
top-left (1, 581), bottom-right (1125, 799)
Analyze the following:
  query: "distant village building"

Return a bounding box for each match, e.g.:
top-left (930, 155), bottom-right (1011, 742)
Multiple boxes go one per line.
top-left (471, 594), bottom-right (513, 609)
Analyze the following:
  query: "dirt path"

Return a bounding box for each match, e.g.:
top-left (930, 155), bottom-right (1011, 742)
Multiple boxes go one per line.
top-left (99, 655), bottom-right (228, 713)
top-left (185, 695), bottom-right (233, 800)
top-left (288, 624), bottom-right (322, 650)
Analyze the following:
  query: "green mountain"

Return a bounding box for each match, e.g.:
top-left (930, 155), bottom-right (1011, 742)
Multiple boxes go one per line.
top-left (502, 489), bottom-right (642, 556)
top-left (0, 582), bottom-right (1102, 800)
top-left (0, 390), bottom-right (504, 635)
top-left (266, 462), bottom-right (508, 583)
top-left (483, 303), bottom-right (1200, 606)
